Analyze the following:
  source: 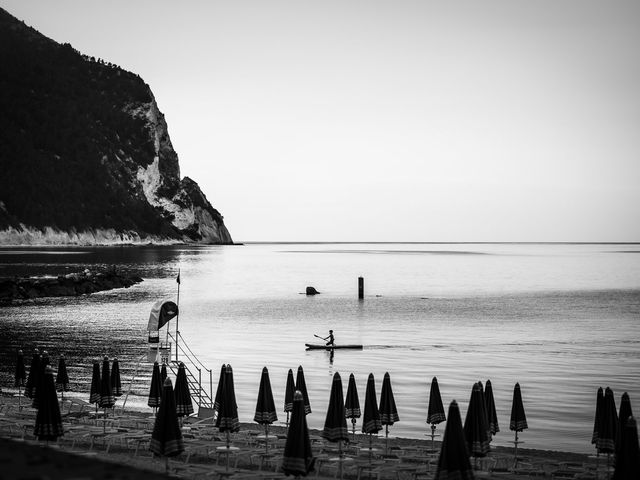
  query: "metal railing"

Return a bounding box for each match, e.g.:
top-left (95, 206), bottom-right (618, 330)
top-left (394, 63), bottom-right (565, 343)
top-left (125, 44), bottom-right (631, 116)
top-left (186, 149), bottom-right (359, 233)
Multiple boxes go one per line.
top-left (167, 331), bottom-right (214, 409)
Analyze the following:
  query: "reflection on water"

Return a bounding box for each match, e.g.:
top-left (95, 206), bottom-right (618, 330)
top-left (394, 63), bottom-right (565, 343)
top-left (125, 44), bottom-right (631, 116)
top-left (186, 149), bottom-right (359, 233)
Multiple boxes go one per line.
top-left (1, 243), bottom-right (639, 454)
top-left (0, 245), bottom-right (221, 279)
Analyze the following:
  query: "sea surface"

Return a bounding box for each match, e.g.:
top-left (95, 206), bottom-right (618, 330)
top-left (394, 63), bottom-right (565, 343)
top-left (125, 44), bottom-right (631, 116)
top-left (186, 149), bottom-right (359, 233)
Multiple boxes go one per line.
top-left (1, 242), bottom-right (639, 454)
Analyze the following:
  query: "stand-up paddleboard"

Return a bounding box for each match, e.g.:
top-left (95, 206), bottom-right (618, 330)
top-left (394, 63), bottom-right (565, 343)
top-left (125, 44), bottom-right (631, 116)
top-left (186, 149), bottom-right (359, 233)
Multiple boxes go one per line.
top-left (305, 343), bottom-right (363, 350)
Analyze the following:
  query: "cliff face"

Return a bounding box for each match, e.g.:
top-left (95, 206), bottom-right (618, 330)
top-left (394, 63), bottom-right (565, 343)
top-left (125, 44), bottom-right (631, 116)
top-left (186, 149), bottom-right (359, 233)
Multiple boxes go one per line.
top-left (0, 8), bottom-right (232, 245)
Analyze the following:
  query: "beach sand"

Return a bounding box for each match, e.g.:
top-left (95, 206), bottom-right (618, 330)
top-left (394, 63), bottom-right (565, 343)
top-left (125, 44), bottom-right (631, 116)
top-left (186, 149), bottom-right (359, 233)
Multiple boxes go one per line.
top-left (0, 392), bottom-right (605, 480)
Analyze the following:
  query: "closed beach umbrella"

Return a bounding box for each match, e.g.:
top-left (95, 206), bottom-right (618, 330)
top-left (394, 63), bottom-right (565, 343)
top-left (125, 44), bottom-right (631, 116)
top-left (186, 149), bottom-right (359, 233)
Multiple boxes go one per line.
top-left (362, 373), bottom-right (382, 462)
top-left (616, 392), bottom-right (633, 459)
top-left (427, 376), bottom-right (446, 451)
top-left (592, 387), bottom-right (604, 447)
top-left (111, 358), bottom-right (122, 397)
top-left (24, 348), bottom-right (40, 399)
top-left (282, 390), bottom-right (316, 477)
top-left (379, 372), bottom-right (400, 453)
top-left (216, 364), bottom-right (240, 433)
top-left (150, 377), bottom-right (184, 474)
top-left (362, 373), bottom-right (382, 434)
top-left (477, 381), bottom-right (490, 441)
top-left (32, 352), bottom-right (49, 409)
top-left (174, 362), bottom-right (194, 420)
top-left (284, 368), bottom-right (296, 429)
top-left (254, 366), bottom-right (278, 454)
top-left (55, 354), bottom-right (70, 408)
top-left (284, 369), bottom-right (296, 413)
top-left (323, 372), bottom-right (349, 442)
top-left (214, 363), bottom-right (226, 413)
top-left (345, 373), bottom-right (361, 440)
top-left (510, 383), bottom-right (528, 432)
top-left (427, 376), bottom-right (446, 424)
top-left (296, 365), bottom-right (312, 415)
top-left (33, 366), bottom-right (64, 442)
top-left (148, 361), bottom-right (162, 409)
top-left (323, 372), bottom-right (349, 480)
top-left (613, 416), bottom-right (640, 480)
top-left (254, 366), bottom-right (278, 424)
top-left (99, 356), bottom-right (115, 433)
top-left (15, 349), bottom-right (26, 387)
top-left (56, 355), bottom-right (70, 392)
top-left (434, 400), bottom-right (473, 480)
top-left (216, 364), bottom-right (240, 471)
top-left (598, 387), bottom-right (618, 456)
top-left (161, 363), bottom-right (167, 382)
top-left (89, 360), bottom-right (101, 405)
top-left (464, 382), bottom-right (491, 460)
top-left (484, 379), bottom-right (499, 437)
top-left (99, 356), bottom-right (115, 408)
top-left (510, 382), bottom-right (528, 468)
top-left (15, 349), bottom-right (26, 409)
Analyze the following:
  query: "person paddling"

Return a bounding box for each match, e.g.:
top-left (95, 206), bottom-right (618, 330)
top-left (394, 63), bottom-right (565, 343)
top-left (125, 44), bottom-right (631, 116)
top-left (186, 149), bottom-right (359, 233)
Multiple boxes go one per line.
top-left (323, 330), bottom-right (335, 347)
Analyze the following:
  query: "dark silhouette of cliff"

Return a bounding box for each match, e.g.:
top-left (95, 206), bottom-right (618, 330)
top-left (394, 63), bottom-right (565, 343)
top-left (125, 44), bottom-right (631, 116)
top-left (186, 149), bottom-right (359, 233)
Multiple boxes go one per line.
top-left (0, 8), bottom-right (232, 244)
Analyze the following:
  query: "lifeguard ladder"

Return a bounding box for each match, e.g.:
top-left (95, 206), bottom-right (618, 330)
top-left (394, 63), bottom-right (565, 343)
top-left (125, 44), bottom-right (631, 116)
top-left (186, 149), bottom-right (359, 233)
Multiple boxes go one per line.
top-left (146, 298), bottom-right (214, 417)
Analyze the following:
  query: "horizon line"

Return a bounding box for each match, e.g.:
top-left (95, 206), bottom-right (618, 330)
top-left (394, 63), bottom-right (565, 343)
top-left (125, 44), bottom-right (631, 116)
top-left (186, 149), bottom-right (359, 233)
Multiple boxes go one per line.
top-left (238, 241), bottom-right (640, 245)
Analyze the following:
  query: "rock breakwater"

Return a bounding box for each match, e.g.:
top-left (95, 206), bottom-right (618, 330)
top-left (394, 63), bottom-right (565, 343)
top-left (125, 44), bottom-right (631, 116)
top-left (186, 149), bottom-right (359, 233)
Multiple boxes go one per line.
top-left (0, 269), bottom-right (143, 303)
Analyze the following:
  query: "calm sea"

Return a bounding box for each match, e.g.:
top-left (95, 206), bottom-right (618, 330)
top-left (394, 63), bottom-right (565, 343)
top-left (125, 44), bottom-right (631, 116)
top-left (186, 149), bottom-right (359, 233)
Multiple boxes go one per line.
top-left (1, 243), bottom-right (639, 454)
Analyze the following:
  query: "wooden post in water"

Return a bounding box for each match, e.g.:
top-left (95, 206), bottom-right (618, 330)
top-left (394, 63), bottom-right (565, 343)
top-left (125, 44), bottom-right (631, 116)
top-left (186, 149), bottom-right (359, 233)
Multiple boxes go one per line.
top-left (358, 276), bottom-right (364, 299)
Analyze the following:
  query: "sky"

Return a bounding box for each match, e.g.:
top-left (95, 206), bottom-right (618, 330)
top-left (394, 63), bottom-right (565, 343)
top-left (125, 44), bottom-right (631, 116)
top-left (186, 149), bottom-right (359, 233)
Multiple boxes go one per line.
top-left (2, 1), bottom-right (639, 242)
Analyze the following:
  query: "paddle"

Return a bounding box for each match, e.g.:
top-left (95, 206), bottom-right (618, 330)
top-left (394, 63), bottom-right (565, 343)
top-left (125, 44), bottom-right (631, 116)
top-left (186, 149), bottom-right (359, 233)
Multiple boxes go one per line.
top-left (313, 334), bottom-right (324, 340)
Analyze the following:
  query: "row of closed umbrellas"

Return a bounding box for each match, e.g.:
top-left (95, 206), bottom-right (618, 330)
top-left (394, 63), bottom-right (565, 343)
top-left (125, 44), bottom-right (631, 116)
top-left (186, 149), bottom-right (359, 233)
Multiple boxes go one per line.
top-left (14, 351), bottom-right (529, 464)
top-left (14, 351), bottom-right (640, 478)
top-left (152, 365), bottom-right (639, 478)
top-left (15, 349), bottom-right (123, 408)
top-left (590, 387), bottom-right (640, 479)
top-left (14, 349), bottom-right (623, 458)
top-left (15, 349), bottom-right (70, 409)
top-left (150, 364), bottom-right (532, 477)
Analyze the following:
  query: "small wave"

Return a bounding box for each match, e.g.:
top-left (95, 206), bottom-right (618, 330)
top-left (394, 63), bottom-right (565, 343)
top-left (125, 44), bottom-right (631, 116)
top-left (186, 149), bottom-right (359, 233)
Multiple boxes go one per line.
top-left (365, 344), bottom-right (415, 350)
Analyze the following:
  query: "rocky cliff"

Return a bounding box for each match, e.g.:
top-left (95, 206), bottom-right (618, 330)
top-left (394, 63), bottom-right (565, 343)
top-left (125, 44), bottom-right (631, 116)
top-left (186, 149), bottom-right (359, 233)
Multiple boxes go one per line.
top-left (0, 8), bottom-right (233, 245)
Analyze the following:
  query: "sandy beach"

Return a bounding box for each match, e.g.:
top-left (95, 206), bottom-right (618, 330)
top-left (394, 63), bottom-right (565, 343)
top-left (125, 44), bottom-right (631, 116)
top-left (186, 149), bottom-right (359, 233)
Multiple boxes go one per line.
top-left (0, 392), bottom-right (608, 480)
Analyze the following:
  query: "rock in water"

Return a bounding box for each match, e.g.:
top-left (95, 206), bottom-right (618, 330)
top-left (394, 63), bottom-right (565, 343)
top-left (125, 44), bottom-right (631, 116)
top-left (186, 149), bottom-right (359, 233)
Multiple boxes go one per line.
top-left (0, 270), bottom-right (144, 304)
top-left (306, 286), bottom-right (320, 295)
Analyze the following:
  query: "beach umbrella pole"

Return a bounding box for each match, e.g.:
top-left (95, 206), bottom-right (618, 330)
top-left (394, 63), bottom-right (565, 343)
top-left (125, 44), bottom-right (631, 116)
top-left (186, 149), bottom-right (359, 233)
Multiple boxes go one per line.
top-left (513, 431), bottom-right (519, 469)
top-left (385, 424), bottom-right (389, 454)
top-left (430, 423), bottom-right (436, 452)
top-left (103, 407), bottom-right (107, 434)
top-left (226, 431), bottom-right (231, 471)
top-left (339, 440), bottom-right (344, 480)
top-left (265, 423), bottom-right (269, 455)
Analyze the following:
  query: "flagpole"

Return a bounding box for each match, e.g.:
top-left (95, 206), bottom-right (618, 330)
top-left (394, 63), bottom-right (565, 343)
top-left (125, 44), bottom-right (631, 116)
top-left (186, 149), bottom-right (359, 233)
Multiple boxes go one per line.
top-left (176, 269), bottom-right (180, 362)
